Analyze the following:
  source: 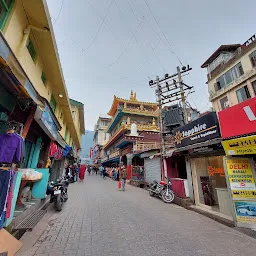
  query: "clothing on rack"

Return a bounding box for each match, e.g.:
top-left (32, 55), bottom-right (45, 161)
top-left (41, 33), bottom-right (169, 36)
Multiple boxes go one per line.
top-left (0, 133), bottom-right (24, 163)
top-left (0, 170), bottom-right (11, 229)
top-left (49, 142), bottom-right (58, 157)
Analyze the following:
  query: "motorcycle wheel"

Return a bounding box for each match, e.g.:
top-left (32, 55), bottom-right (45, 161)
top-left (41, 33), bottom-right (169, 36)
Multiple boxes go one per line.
top-left (161, 190), bottom-right (174, 203)
top-left (149, 190), bottom-right (154, 196)
top-left (55, 196), bottom-right (63, 211)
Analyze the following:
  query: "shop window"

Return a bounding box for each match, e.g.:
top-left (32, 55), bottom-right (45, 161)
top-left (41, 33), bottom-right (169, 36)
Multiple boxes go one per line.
top-left (50, 94), bottom-right (57, 113)
top-left (220, 96), bottom-right (229, 110)
top-left (236, 85), bottom-right (251, 103)
top-left (252, 80), bottom-right (256, 95)
top-left (41, 72), bottom-right (47, 85)
top-left (0, 0), bottom-right (14, 30)
top-left (26, 38), bottom-right (37, 62)
top-left (250, 50), bottom-right (256, 67)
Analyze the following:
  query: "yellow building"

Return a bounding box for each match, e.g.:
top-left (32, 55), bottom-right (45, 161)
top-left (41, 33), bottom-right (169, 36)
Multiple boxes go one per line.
top-left (201, 34), bottom-right (256, 113)
top-left (0, 0), bottom-right (84, 149)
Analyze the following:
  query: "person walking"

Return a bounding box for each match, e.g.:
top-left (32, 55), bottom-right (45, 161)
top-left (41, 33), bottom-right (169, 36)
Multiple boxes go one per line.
top-left (79, 164), bottom-right (86, 182)
top-left (103, 166), bottom-right (107, 179)
top-left (120, 165), bottom-right (128, 191)
top-left (87, 165), bottom-right (91, 175)
top-left (99, 165), bottom-right (104, 177)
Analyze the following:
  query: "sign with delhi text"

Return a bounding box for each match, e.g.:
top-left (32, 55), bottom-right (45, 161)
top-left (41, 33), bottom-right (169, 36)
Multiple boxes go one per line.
top-left (218, 97), bottom-right (256, 138)
top-left (224, 157), bottom-right (256, 228)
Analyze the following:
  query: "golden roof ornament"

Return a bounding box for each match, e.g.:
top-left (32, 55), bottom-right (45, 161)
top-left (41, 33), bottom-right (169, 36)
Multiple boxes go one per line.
top-left (130, 90), bottom-right (134, 100)
top-left (152, 118), bottom-right (156, 126)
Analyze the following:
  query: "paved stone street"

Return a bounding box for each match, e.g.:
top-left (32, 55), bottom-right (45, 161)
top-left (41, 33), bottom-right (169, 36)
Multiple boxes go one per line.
top-left (18, 175), bottom-right (256, 256)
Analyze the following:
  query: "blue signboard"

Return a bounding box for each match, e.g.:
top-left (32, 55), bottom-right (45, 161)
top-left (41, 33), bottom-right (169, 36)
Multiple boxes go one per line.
top-left (41, 105), bottom-right (58, 140)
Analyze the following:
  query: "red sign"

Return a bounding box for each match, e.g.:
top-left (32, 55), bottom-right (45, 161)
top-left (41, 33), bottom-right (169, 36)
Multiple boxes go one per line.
top-left (218, 97), bottom-right (256, 138)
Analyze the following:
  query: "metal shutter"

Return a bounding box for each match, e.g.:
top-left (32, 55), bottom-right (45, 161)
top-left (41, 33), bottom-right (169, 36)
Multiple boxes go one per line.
top-left (144, 157), bottom-right (161, 184)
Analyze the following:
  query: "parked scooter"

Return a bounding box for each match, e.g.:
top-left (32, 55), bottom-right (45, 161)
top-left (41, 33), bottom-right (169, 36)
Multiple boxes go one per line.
top-left (149, 179), bottom-right (175, 203)
top-left (46, 176), bottom-right (70, 211)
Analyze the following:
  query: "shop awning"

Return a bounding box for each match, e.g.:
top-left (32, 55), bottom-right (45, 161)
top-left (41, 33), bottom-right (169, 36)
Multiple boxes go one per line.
top-left (175, 138), bottom-right (222, 152)
top-left (0, 33), bottom-right (39, 103)
top-left (102, 156), bottom-right (120, 164)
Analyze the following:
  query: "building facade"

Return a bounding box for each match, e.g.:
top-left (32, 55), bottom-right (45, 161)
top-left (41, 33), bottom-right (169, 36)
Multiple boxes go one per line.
top-left (102, 91), bottom-right (160, 181)
top-left (93, 116), bottom-right (111, 147)
top-left (201, 33), bottom-right (256, 113)
top-left (199, 33), bottom-right (256, 229)
top-left (0, 0), bottom-right (85, 235)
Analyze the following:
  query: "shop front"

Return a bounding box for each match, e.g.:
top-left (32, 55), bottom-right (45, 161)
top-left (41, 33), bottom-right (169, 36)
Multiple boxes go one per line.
top-left (172, 112), bottom-right (232, 218)
top-left (218, 97), bottom-right (256, 229)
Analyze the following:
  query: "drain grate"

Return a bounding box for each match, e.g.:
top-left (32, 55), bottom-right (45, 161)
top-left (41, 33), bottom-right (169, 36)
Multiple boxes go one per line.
top-left (13, 209), bottom-right (47, 232)
top-left (234, 227), bottom-right (256, 239)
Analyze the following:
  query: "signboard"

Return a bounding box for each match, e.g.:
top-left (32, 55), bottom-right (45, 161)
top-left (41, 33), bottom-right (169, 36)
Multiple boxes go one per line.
top-left (224, 157), bottom-right (256, 228)
top-left (226, 158), bottom-right (256, 191)
top-left (218, 97), bottom-right (256, 138)
top-left (173, 112), bottom-right (220, 148)
top-left (222, 135), bottom-right (256, 155)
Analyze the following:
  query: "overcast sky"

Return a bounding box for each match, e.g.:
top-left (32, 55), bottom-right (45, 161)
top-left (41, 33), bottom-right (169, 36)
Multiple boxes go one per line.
top-left (46, 0), bottom-right (256, 130)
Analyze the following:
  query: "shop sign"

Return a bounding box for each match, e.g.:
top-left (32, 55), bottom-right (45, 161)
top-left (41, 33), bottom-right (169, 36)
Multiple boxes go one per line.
top-left (218, 97), bottom-right (256, 138)
top-left (224, 157), bottom-right (256, 228)
top-left (173, 112), bottom-right (220, 148)
top-left (222, 135), bottom-right (256, 155)
top-left (207, 166), bottom-right (225, 177)
top-left (233, 201), bottom-right (256, 224)
top-left (41, 106), bottom-right (58, 140)
top-left (226, 158), bottom-right (255, 191)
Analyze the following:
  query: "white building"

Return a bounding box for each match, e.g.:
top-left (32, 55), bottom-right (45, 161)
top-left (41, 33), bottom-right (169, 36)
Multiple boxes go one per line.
top-left (93, 116), bottom-right (111, 147)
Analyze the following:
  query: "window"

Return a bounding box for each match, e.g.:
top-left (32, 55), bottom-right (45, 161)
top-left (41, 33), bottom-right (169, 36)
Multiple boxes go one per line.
top-left (0, 0), bottom-right (14, 30)
top-left (252, 80), bottom-right (256, 94)
top-left (236, 86), bottom-right (251, 103)
top-left (50, 95), bottom-right (57, 113)
top-left (26, 39), bottom-right (37, 61)
top-left (215, 62), bottom-right (244, 91)
top-left (220, 96), bottom-right (229, 110)
top-left (64, 129), bottom-right (68, 141)
top-left (69, 135), bottom-right (72, 145)
top-left (59, 111), bottom-right (63, 120)
top-left (41, 72), bottom-right (47, 85)
top-left (250, 50), bottom-right (256, 67)
top-left (72, 110), bottom-right (76, 119)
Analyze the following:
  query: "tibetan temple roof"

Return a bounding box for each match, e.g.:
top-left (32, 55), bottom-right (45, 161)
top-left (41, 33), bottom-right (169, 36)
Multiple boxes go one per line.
top-left (107, 91), bottom-right (158, 116)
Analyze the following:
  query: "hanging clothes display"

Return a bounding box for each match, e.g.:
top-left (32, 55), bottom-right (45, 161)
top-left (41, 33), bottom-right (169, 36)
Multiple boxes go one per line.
top-left (0, 133), bottom-right (24, 163)
top-left (0, 170), bottom-right (11, 229)
top-left (49, 141), bottom-right (58, 157)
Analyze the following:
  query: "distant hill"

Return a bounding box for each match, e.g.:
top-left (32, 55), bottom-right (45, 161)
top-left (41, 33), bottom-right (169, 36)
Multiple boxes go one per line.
top-left (80, 130), bottom-right (94, 159)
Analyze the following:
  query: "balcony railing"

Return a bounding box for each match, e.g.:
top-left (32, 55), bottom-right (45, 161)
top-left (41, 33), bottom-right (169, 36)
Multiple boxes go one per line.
top-left (123, 107), bottom-right (159, 116)
top-left (133, 142), bottom-right (160, 152)
top-left (109, 149), bottom-right (120, 159)
top-left (209, 68), bottom-right (256, 101)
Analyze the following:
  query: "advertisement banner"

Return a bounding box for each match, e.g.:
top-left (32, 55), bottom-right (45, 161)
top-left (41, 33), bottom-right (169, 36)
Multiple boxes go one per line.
top-left (222, 135), bottom-right (256, 156)
top-left (218, 97), bottom-right (256, 138)
top-left (173, 112), bottom-right (220, 148)
top-left (226, 158), bottom-right (256, 191)
top-left (233, 201), bottom-right (256, 223)
top-left (224, 157), bottom-right (256, 228)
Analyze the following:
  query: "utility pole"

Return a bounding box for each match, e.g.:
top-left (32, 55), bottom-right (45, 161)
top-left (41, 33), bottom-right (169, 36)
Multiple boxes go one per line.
top-left (156, 76), bottom-right (166, 179)
top-left (177, 66), bottom-right (188, 124)
top-left (149, 65), bottom-right (193, 179)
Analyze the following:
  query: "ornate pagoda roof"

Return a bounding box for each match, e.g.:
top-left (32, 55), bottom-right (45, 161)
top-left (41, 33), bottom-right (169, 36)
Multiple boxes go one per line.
top-left (107, 91), bottom-right (158, 116)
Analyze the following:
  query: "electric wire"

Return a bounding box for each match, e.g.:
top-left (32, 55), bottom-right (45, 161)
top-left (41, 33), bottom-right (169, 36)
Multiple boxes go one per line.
top-left (54, 0), bottom-right (65, 24)
top-left (127, 0), bottom-right (166, 73)
top-left (80, 0), bottom-right (114, 53)
top-left (105, 16), bottom-right (145, 68)
top-left (143, 0), bottom-right (183, 66)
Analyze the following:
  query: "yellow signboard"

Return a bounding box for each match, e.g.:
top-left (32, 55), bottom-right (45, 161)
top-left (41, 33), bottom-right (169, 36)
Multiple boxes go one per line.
top-left (222, 135), bottom-right (256, 155)
top-left (226, 158), bottom-right (256, 192)
top-left (232, 190), bottom-right (256, 198)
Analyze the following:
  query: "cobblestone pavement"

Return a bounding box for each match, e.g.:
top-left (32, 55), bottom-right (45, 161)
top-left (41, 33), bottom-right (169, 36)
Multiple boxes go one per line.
top-left (19, 175), bottom-right (256, 256)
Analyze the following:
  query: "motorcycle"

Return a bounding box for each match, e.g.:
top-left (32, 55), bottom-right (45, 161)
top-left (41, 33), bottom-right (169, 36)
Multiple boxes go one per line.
top-left (149, 179), bottom-right (175, 203)
top-left (46, 176), bottom-right (70, 211)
